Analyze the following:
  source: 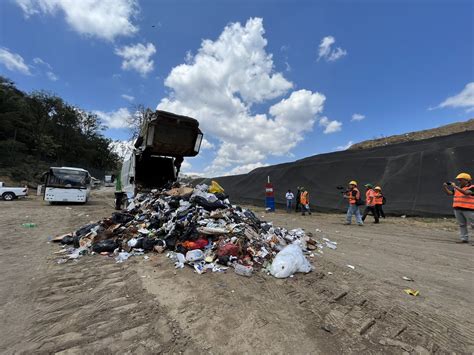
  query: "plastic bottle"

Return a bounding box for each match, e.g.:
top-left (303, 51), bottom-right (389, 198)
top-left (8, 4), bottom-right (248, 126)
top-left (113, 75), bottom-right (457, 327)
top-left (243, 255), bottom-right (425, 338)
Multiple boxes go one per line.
top-left (234, 264), bottom-right (253, 277)
top-left (22, 223), bottom-right (37, 228)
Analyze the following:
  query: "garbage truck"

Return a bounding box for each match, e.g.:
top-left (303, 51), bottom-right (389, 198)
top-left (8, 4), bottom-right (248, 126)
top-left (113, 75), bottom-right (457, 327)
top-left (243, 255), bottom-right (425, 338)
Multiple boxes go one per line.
top-left (121, 110), bottom-right (203, 199)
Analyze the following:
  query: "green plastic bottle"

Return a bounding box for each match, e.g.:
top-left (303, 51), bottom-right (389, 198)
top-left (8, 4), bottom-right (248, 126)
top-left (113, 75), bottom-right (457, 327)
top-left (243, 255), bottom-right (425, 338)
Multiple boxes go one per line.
top-left (22, 223), bottom-right (37, 228)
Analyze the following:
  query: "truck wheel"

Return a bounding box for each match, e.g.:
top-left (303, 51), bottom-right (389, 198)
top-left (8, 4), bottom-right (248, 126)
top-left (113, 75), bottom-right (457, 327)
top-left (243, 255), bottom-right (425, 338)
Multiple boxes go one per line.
top-left (2, 192), bottom-right (15, 201)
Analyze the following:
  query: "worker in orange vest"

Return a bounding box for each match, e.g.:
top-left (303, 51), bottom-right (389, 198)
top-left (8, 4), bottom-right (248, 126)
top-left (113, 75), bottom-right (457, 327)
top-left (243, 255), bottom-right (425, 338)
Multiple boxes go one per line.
top-left (343, 180), bottom-right (363, 225)
top-left (443, 173), bottom-right (474, 244)
top-left (374, 186), bottom-right (386, 219)
top-left (300, 187), bottom-right (312, 216)
top-left (362, 183), bottom-right (379, 224)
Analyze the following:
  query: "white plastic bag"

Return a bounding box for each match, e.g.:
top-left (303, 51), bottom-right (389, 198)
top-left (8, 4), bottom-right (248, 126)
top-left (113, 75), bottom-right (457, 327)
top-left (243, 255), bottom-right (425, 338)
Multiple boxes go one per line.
top-left (186, 249), bottom-right (204, 262)
top-left (127, 238), bottom-right (138, 247)
top-left (115, 252), bottom-right (131, 263)
top-left (173, 253), bottom-right (186, 269)
top-left (270, 244), bottom-right (313, 278)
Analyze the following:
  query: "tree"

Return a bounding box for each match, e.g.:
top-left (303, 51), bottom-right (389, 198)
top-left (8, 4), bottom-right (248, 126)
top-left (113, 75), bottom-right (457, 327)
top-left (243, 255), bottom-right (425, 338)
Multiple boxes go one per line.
top-left (0, 76), bottom-right (120, 184)
top-left (126, 103), bottom-right (153, 140)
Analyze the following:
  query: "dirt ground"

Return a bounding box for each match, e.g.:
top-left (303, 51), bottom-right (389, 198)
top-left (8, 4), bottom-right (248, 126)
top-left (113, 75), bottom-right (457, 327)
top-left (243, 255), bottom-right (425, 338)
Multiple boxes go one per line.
top-left (0, 188), bottom-right (473, 354)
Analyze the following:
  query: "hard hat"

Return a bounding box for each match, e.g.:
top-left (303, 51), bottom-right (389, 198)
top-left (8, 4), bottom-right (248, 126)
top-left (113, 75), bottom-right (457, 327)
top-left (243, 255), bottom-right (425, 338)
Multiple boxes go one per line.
top-left (456, 173), bottom-right (472, 181)
top-left (364, 183), bottom-right (374, 188)
top-left (374, 186), bottom-right (382, 191)
top-left (349, 181), bottom-right (357, 186)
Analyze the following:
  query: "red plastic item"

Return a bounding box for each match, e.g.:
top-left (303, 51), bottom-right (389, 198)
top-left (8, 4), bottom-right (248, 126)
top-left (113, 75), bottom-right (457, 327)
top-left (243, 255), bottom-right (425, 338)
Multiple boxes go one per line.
top-left (217, 243), bottom-right (239, 257)
top-left (182, 238), bottom-right (208, 250)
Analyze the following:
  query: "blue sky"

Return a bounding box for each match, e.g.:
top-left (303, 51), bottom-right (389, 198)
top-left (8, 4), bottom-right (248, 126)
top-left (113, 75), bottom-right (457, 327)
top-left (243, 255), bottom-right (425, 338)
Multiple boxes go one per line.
top-left (0, 0), bottom-right (472, 176)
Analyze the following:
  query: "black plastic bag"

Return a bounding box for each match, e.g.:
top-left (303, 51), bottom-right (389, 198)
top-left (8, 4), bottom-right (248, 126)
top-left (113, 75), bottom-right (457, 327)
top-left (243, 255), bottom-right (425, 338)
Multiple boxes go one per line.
top-left (217, 255), bottom-right (230, 266)
top-left (142, 238), bottom-right (160, 251)
top-left (214, 192), bottom-right (229, 201)
top-left (168, 198), bottom-right (180, 209)
top-left (111, 212), bottom-right (134, 224)
top-left (58, 235), bottom-right (75, 245)
top-left (133, 237), bottom-right (144, 249)
top-left (192, 196), bottom-right (226, 211)
top-left (75, 223), bottom-right (98, 237)
top-left (92, 240), bottom-right (119, 253)
top-left (73, 235), bottom-right (81, 248)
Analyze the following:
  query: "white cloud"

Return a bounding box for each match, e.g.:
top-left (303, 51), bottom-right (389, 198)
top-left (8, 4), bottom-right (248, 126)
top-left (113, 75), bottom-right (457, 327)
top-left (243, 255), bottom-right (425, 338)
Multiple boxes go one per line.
top-left (46, 71), bottom-right (59, 81)
top-left (351, 113), bottom-right (365, 121)
top-left (121, 94), bottom-right (135, 102)
top-left (157, 18), bottom-right (326, 176)
top-left (319, 116), bottom-right (342, 134)
top-left (184, 50), bottom-right (193, 64)
top-left (180, 160), bottom-right (192, 172)
top-left (227, 162), bottom-right (268, 175)
top-left (94, 107), bottom-right (131, 129)
top-left (335, 140), bottom-right (353, 151)
top-left (33, 57), bottom-right (59, 81)
top-left (115, 42), bottom-right (156, 76)
top-left (33, 57), bottom-right (52, 69)
top-left (15, 0), bottom-right (139, 41)
top-left (434, 82), bottom-right (474, 112)
top-left (180, 172), bottom-right (205, 178)
top-left (280, 45), bottom-right (291, 72)
top-left (318, 36), bottom-right (347, 62)
top-left (200, 138), bottom-right (215, 150)
top-left (0, 47), bottom-right (31, 75)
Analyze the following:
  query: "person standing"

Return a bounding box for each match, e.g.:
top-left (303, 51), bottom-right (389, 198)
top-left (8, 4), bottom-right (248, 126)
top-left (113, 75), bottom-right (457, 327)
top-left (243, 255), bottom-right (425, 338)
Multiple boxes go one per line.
top-left (285, 189), bottom-right (294, 213)
top-left (443, 173), bottom-right (474, 244)
top-left (343, 180), bottom-right (363, 225)
top-left (362, 184), bottom-right (379, 224)
top-left (295, 187), bottom-right (302, 212)
top-left (374, 186), bottom-right (386, 219)
top-left (300, 187), bottom-right (312, 216)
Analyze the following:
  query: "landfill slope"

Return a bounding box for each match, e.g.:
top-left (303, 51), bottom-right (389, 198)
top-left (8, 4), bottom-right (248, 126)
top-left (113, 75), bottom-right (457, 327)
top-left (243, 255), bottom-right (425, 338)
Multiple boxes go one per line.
top-left (349, 118), bottom-right (474, 150)
top-left (207, 131), bottom-right (474, 216)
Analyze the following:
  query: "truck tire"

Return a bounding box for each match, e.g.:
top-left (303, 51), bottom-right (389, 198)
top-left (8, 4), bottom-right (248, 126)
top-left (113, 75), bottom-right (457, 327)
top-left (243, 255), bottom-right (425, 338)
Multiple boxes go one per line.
top-left (2, 192), bottom-right (16, 201)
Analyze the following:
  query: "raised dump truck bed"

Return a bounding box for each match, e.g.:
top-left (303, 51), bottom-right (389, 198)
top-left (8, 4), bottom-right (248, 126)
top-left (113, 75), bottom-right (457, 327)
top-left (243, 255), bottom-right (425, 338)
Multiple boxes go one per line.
top-left (122, 110), bottom-right (203, 196)
top-left (135, 110), bottom-right (203, 157)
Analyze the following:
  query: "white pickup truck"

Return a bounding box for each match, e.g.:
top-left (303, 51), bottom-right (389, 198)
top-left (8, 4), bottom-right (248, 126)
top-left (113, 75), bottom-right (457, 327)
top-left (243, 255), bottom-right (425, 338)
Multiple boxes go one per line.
top-left (0, 182), bottom-right (28, 201)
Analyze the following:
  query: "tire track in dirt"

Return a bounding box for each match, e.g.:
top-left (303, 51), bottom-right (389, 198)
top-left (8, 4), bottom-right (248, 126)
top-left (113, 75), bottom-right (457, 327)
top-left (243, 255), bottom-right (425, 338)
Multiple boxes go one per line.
top-left (0, 191), bottom-right (202, 354)
top-left (2, 192), bottom-right (473, 354)
top-left (5, 257), bottom-right (200, 354)
top-left (139, 253), bottom-right (473, 354)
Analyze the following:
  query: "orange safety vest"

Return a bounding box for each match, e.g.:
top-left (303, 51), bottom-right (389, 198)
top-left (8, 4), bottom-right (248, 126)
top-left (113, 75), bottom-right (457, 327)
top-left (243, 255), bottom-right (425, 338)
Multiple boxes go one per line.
top-left (348, 188), bottom-right (360, 205)
top-left (374, 192), bottom-right (383, 205)
top-left (453, 185), bottom-right (474, 210)
top-left (300, 191), bottom-right (309, 205)
top-left (366, 189), bottom-right (376, 206)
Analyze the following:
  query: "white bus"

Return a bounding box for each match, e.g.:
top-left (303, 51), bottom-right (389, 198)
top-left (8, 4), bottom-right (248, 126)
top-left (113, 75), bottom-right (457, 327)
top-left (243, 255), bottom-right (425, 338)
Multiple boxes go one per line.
top-left (43, 167), bottom-right (91, 203)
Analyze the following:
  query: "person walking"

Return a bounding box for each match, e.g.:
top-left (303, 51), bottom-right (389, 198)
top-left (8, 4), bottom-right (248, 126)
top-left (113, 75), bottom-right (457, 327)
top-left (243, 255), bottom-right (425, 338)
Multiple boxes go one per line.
top-left (343, 180), bottom-right (363, 225)
top-left (362, 184), bottom-right (379, 224)
top-left (374, 186), bottom-right (386, 219)
top-left (443, 173), bottom-right (474, 244)
top-left (285, 189), bottom-right (294, 213)
top-left (295, 187), bottom-right (302, 212)
top-left (300, 187), bottom-right (312, 216)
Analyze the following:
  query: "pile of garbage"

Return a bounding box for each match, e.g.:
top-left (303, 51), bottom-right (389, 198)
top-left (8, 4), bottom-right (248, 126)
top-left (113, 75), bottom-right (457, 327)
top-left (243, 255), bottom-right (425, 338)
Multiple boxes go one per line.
top-left (52, 182), bottom-right (319, 278)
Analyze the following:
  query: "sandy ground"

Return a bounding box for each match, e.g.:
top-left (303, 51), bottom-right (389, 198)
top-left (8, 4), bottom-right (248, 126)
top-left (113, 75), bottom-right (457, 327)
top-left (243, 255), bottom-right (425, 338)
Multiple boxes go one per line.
top-left (0, 188), bottom-right (473, 354)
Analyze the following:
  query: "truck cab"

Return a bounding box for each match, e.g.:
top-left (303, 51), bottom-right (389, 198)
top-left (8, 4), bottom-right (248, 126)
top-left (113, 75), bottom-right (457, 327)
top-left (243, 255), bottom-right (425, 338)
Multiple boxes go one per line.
top-left (0, 182), bottom-right (28, 201)
top-left (121, 110), bottom-right (203, 197)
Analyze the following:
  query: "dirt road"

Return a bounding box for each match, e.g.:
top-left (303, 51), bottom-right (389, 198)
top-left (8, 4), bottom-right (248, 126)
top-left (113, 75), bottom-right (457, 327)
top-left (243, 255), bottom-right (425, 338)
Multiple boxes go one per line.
top-left (0, 189), bottom-right (472, 354)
